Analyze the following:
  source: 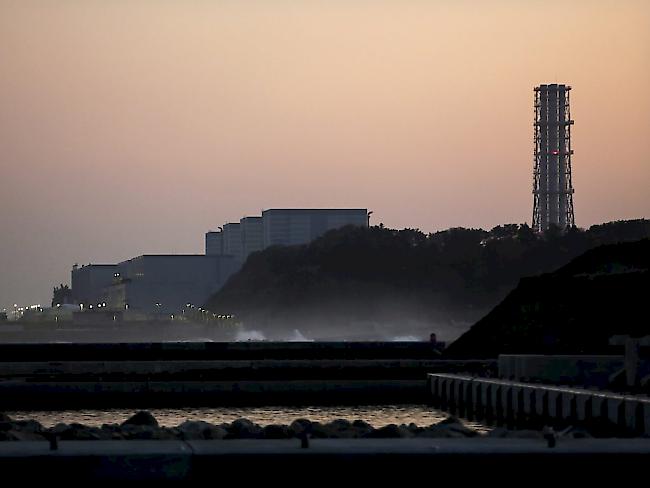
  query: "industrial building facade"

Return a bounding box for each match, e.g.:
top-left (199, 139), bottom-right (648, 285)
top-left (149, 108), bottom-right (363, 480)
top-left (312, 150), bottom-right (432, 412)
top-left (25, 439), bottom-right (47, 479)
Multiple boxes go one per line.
top-left (71, 264), bottom-right (117, 309)
top-left (205, 231), bottom-right (223, 256)
top-left (72, 208), bottom-right (369, 317)
top-left (240, 216), bottom-right (264, 259)
top-left (206, 208), bottom-right (369, 257)
top-left (262, 208), bottom-right (368, 247)
top-left (107, 255), bottom-right (238, 315)
top-left (72, 255), bottom-right (238, 315)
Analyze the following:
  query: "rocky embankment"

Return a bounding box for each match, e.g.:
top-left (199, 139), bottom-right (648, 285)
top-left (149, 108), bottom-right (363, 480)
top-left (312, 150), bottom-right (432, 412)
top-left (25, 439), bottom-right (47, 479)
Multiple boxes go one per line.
top-left (0, 411), bottom-right (596, 441)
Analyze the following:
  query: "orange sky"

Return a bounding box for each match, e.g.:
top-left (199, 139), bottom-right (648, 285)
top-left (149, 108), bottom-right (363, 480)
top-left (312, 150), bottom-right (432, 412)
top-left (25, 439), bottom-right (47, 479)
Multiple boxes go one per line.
top-left (1, 1), bottom-right (649, 309)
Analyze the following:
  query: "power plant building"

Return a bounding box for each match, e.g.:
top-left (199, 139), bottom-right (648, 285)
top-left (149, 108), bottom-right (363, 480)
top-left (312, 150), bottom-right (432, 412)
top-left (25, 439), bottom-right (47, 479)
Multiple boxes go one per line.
top-left (107, 255), bottom-right (239, 315)
top-left (71, 264), bottom-right (118, 309)
top-left (73, 208), bottom-right (369, 317)
top-left (532, 83), bottom-right (575, 232)
top-left (205, 231), bottom-right (223, 256)
top-left (206, 208), bottom-right (369, 258)
top-left (240, 216), bottom-right (264, 260)
top-left (222, 223), bottom-right (243, 263)
top-left (262, 209), bottom-right (369, 248)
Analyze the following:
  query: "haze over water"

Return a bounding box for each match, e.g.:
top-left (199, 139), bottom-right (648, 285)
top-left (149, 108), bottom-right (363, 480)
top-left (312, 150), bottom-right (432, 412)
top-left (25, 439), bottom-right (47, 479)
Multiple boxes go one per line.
top-left (1, 1), bottom-right (649, 310)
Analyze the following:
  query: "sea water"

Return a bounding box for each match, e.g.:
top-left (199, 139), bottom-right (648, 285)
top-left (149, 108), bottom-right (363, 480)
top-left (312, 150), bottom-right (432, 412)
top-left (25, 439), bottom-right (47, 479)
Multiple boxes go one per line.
top-left (6, 404), bottom-right (488, 431)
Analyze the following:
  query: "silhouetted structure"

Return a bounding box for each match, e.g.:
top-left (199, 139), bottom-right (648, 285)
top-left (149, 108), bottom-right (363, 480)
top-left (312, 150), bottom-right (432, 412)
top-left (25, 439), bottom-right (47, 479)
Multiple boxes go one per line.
top-left (532, 84), bottom-right (575, 232)
top-left (107, 254), bottom-right (238, 315)
top-left (262, 208), bottom-right (368, 247)
top-left (71, 264), bottom-right (118, 309)
top-left (240, 216), bottom-right (264, 260)
top-left (205, 208), bottom-right (369, 259)
top-left (205, 230), bottom-right (223, 256)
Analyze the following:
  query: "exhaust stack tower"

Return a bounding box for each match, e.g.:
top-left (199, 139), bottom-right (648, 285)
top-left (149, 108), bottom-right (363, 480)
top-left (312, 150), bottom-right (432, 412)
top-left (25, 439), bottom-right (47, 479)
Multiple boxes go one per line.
top-left (532, 84), bottom-right (575, 232)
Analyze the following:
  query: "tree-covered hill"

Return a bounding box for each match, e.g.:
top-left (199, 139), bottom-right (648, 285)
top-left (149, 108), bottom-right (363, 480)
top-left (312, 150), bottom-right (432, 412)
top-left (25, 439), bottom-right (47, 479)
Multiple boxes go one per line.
top-left (204, 219), bottom-right (650, 341)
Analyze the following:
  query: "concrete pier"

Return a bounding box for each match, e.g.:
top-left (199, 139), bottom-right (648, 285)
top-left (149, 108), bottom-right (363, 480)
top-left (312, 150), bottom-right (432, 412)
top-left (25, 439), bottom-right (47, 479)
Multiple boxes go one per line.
top-left (428, 374), bottom-right (650, 435)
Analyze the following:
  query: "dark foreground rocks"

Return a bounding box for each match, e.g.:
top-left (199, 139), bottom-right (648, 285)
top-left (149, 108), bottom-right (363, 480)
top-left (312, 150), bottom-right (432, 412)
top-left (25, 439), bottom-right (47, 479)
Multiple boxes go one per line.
top-left (0, 411), bottom-right (628, 441)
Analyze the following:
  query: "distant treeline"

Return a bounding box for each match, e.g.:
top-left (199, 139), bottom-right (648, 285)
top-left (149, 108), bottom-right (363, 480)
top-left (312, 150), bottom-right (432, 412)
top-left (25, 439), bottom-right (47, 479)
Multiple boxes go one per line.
top-left (204, 219), bottom-right (650, 338)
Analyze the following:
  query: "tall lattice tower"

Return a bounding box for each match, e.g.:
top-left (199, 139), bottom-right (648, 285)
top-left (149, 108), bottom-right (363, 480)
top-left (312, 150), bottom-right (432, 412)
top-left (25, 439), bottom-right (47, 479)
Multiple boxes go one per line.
top-left (532, 83), bottom-right (575, 232)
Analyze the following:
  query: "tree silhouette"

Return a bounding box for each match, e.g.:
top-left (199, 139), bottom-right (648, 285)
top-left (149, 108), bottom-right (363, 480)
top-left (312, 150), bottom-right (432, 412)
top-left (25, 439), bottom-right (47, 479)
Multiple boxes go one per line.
top-left (51, 284), bottom-right (72, 307)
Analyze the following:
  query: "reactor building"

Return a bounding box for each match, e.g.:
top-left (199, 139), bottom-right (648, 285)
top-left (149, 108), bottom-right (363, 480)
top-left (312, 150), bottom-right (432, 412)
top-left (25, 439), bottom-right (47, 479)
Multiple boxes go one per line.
top-left (532, 83), bottom-right (575, 232)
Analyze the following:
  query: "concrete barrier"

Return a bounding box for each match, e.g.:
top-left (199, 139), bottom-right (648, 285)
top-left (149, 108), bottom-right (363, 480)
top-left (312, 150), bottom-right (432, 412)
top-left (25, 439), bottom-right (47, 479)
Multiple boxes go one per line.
top-left (534, 388), bottom-right (548, 420)
top-left (2, 439), bottom-right (650, 481)
top-left (521, 384), bottom-right (535, 421)
top-left (574, 392), bottom-right (592, 422)
top-left (606, 396), bottom-right (626, 428)
top-left (624, 399), bottom-right (644, 433)
top-left (547, 389), bottom-right (564, 423)
top-left (469, 381), bottom-right (481, 421)
top-left (428, 374), bottom-right (650, 435)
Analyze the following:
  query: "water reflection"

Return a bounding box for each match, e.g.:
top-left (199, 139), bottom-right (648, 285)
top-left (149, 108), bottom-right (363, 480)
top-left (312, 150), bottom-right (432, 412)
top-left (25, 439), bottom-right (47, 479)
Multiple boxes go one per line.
top-left (7, 405), bottom-right (488, 431)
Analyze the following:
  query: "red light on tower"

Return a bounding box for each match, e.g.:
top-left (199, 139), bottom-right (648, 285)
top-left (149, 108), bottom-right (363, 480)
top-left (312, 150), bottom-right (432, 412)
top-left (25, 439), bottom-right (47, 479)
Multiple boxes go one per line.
top-left (551, 150), bottom-right (560, 155)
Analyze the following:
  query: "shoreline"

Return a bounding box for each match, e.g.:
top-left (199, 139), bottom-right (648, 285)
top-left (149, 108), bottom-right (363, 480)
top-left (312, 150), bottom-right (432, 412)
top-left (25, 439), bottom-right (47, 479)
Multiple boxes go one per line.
top-left (2, 410), bottom-right (641, 442)
top-left (1, 411), bottom-right (488, 441)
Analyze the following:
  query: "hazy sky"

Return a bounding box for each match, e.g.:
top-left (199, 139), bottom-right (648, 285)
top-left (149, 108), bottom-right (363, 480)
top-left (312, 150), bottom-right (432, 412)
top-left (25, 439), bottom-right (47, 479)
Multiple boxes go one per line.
top-left (1, 0), bottom-right (649, 310)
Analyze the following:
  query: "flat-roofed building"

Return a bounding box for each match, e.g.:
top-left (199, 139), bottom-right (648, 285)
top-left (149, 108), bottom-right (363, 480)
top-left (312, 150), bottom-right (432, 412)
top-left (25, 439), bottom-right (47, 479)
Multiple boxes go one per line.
top-left (262, 208), bottom-right (368, 248)
top-left (205, 231), bottom-right (223, 256)
top-left (240, 216), bottom-right (263, 260)
top-left (222, 223), bottom-right (243, 263)
top-left (71, 264), bottom-right (118, 309)
top-left (107, 254), bottom-right (238, 315)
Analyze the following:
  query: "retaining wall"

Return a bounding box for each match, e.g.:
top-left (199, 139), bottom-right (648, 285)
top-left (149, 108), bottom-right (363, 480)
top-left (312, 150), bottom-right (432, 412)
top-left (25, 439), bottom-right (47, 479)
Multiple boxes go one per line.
top-left (427, 373), bottom-right (650, 435)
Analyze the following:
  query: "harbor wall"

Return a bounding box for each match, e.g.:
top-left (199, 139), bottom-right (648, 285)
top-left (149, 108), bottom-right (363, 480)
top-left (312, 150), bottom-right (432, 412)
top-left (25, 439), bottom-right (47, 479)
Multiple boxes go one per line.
top-left (427, 373), bottom-right (650, 435)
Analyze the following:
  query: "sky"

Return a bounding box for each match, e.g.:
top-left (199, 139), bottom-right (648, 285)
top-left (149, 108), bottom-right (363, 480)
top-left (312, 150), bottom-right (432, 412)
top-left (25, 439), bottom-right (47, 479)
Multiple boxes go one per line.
top-left (1, 0), bottom-right (649, 310)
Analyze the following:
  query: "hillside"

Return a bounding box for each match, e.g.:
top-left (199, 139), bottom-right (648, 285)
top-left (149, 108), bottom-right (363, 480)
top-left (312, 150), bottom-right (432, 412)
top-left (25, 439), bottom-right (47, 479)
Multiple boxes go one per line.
top-left (204, 219), bottom-right (650, 341)
top-left (444, 239), bottom-right (650, 358)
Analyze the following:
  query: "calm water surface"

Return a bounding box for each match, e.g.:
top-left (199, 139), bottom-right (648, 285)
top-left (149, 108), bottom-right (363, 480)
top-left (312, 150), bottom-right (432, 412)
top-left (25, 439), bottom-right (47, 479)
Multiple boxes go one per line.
top-left (7, 405), bottom-right (488, 431)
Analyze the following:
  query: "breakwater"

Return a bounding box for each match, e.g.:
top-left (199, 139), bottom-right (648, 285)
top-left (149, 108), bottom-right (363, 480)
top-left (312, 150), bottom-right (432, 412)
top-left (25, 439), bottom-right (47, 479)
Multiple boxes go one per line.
top-left (427, 373), bottom-right (650, 435)
top-left (0, 342), bottom-right (495, 409)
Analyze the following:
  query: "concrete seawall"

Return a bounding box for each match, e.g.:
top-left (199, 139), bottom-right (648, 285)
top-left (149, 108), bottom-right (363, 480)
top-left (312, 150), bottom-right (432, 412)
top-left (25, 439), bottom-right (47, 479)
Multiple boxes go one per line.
top-left (0, 342), bottom-right (495, 408)
top-left (0, 359), bottom-right (487, 407)
top-left (0, 341), bottom-right (448, 361)
top-left (2, 439), bottom-right (650, 481)
top-left (0, 379), bottom-right (430, 408)
top-left (427, 373), bottom-right (650, 435)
